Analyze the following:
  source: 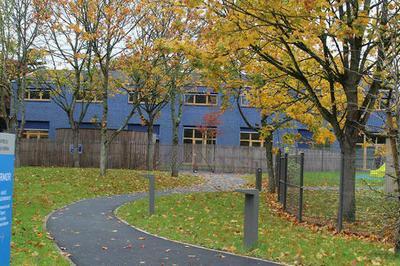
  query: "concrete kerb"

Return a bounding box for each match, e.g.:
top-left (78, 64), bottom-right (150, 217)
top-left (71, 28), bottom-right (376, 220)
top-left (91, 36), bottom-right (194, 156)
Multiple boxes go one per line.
top-left (113, 191), bottom-right (283, 266)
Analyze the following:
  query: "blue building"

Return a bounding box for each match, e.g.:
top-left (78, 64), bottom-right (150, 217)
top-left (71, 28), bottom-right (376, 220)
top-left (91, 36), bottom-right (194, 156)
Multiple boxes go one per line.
top-left (16, 82), bottom-right (386, 152)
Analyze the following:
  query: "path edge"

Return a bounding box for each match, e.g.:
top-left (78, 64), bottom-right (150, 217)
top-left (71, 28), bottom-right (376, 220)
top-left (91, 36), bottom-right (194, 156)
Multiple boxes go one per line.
top-left (44, 205), bottom-right (78, 266)
top-left (113, 195), bottom-right (283, 266)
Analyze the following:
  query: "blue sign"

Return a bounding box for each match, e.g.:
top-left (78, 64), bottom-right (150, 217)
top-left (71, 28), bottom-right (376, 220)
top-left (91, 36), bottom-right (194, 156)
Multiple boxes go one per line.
top-left (69, 144), bottom-right (83, 154)
top-left (0, 133), bottom-right (15, 266)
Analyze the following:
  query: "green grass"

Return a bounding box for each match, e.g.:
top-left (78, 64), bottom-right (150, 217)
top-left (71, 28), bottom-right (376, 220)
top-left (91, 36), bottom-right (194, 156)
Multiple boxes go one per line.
top-left (11, 167), bottom-right (202, 266)
top-left (300, 189), bottom-right (398, 235)
top-left (303, 171), bottom-right (384, 187)
top-left (244, 171), bottom-right (384, 188)
top-left (117, 192), bottom-right (398, 266)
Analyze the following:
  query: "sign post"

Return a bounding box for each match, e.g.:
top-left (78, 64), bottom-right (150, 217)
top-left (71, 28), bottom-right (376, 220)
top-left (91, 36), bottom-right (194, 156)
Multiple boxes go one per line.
top-left (0, 133), bottom-right (16, 266)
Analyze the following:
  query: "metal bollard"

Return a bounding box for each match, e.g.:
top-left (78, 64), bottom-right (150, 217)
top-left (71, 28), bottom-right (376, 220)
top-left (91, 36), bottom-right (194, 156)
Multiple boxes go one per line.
top-left (235, 189), bottom-right (259, 249)
top-left (146, 174), bottom-right (155, 215)
top-left (256, 168), bottom-right (262, 191)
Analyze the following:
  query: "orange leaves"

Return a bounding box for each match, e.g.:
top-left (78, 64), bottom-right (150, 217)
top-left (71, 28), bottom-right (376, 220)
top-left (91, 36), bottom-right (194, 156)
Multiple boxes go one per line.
top-left (69, 23), bottom-right (82, 34)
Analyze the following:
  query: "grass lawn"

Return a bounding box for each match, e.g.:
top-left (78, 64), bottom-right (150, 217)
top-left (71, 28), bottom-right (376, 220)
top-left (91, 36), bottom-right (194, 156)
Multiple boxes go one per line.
top-left (303, 171), bottom-right (384, 187)
top-left (301, 189), bottom-right (397, 236)
top-left (117, 192), bottom-right (399, 266)
top-left (11, 167), bottom-right (202, 266)
top-left (244, 171), bottom-right (384, 188)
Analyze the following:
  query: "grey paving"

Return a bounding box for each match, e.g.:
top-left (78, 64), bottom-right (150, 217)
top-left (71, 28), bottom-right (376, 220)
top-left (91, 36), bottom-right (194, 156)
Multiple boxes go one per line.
top-left (46, 172), bottom-right (279, 266)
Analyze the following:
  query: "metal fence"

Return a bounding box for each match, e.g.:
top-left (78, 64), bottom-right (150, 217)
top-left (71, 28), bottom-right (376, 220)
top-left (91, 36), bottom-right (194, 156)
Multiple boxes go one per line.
top-left (275, 147), bottom-right (397, 241)
top-left (277, 152), bottom-right (304, 222)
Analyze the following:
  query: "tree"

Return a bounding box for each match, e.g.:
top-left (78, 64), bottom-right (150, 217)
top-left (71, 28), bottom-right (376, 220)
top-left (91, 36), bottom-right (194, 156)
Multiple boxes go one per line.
top-left (0, 0), bottom-right (45, 165)
top-left (121, 7), bottom-right (171, 171)
top-left (196, 110), bottom-right (222, 172)
top-left (195, 48), bottom-right (304, 192)
top-left (153, 1), bottom-right (203, 177)
top-left (379, 13), bottom-right (400, 253)
top-left (203, 0), bottom-right (399, 221)
top-left (81, 0), bottom-right (142, 176)
top-left (39, 0), bottom-right (98, 167)
top-left (121, 0), bottom-right (203, 172)
top-left (0, 0), bottom-right (14, 132)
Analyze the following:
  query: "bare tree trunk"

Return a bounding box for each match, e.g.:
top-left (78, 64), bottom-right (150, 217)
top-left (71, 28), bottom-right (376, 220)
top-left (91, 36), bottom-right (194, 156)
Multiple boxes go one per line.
top-left (146, 123), bottom-right (155, 171)
top-left (100, 137), bottom-right (107, 175)
top-left (170, 93), bottom-right (180, 177)
top-left (387, 113), bottom-right (400, 254)
top-left (340, 137), bottom-right (357, 222)
top-left (72, 127), bottom-right (80, 168)
top-left (14, 75), bottom-right (26, 168)
top-left (99, 74), bottom-right (109, 176)
top-left (171, 125), bottom-right (179, 176)
top-left (265, 133), bottom-right (275, 193)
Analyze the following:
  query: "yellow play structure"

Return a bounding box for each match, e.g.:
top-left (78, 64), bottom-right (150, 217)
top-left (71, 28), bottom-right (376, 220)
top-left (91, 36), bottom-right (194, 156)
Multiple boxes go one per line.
top-left (370, 163), bottom-right (386, 178)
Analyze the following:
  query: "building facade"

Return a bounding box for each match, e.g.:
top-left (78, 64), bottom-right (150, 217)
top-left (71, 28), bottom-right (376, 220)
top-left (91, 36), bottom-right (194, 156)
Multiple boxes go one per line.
top-left (16, 83), bottom-right (386, 151)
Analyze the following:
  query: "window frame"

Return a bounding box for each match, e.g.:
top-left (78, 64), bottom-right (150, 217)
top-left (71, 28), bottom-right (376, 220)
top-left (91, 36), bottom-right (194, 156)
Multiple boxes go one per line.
top-left (75, 90), bottom-right (103, 103)
top-left (239, 94), bottom-right (251, 107)
top-left (183, 127), bottom-right (217, 145)
top-left (24, 88), bottom-right (51, 102)
top-left (127, 90), bottom-right (146, 104)
top-left (183, 92), bottom-right (218, 106)
top-left (240, 130), bottom-right (264, 147)
top-left (22, 129), bottom-right (49, 139)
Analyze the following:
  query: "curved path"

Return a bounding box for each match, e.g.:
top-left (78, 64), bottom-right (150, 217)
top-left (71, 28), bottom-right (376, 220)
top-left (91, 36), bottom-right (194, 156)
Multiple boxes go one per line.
top-left (46, 173), bottom-right (279, 266)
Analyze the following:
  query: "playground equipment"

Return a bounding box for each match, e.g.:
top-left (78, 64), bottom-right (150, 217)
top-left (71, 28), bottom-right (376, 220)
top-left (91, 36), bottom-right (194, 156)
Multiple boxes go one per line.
top-left (370, 163), bottom-right (385, 178)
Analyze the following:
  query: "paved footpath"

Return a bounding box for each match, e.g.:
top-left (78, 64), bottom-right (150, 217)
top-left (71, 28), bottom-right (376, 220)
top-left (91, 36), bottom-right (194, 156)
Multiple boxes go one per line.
top-left (46, 172), bottom-right (279, 266)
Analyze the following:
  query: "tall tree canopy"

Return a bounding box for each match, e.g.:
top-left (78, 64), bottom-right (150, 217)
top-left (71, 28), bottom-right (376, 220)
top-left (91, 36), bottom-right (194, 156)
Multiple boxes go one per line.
top-left (198, 0), bottom-right (400, 221)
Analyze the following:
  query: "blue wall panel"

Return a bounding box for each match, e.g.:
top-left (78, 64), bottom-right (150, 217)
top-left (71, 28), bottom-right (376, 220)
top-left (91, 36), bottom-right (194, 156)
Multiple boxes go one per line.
top-left (16, 84), bottom-right (386, 147)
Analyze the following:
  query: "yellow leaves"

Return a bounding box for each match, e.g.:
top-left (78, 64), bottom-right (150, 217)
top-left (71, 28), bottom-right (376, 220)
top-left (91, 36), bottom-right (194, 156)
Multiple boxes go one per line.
top-left (222, 245), bottom-right (237, 253)
top-left (314, 127), bottom-right (336, 145)
top-left (69, 23), bottom-right (82, 33)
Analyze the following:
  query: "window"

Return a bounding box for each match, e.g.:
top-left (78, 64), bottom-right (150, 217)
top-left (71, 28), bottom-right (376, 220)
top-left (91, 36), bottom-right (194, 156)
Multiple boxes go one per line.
top-left (128, 91), bottom-right (136, 103)
top-left (24, 88), bottom-right (51, 101)
top-left (240, 130), bottom-right (264, 147)
top-left (76, 90), bottom-right (102, 103)
top-left (184, 92), bottom-right (218, 106)
top-left (127, 90), bottom-right (145, 104)
top-left (240, 95), bottom-right (251, 107)
top-left (22, 130), bottom-right (49, 139)
top-left (183, 127), bottom-right (216, 145)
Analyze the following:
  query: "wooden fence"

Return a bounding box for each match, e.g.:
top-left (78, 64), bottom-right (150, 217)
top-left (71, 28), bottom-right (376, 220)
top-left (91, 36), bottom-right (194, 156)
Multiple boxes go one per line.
top-left (18, 132), bottom-right (379, 173)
